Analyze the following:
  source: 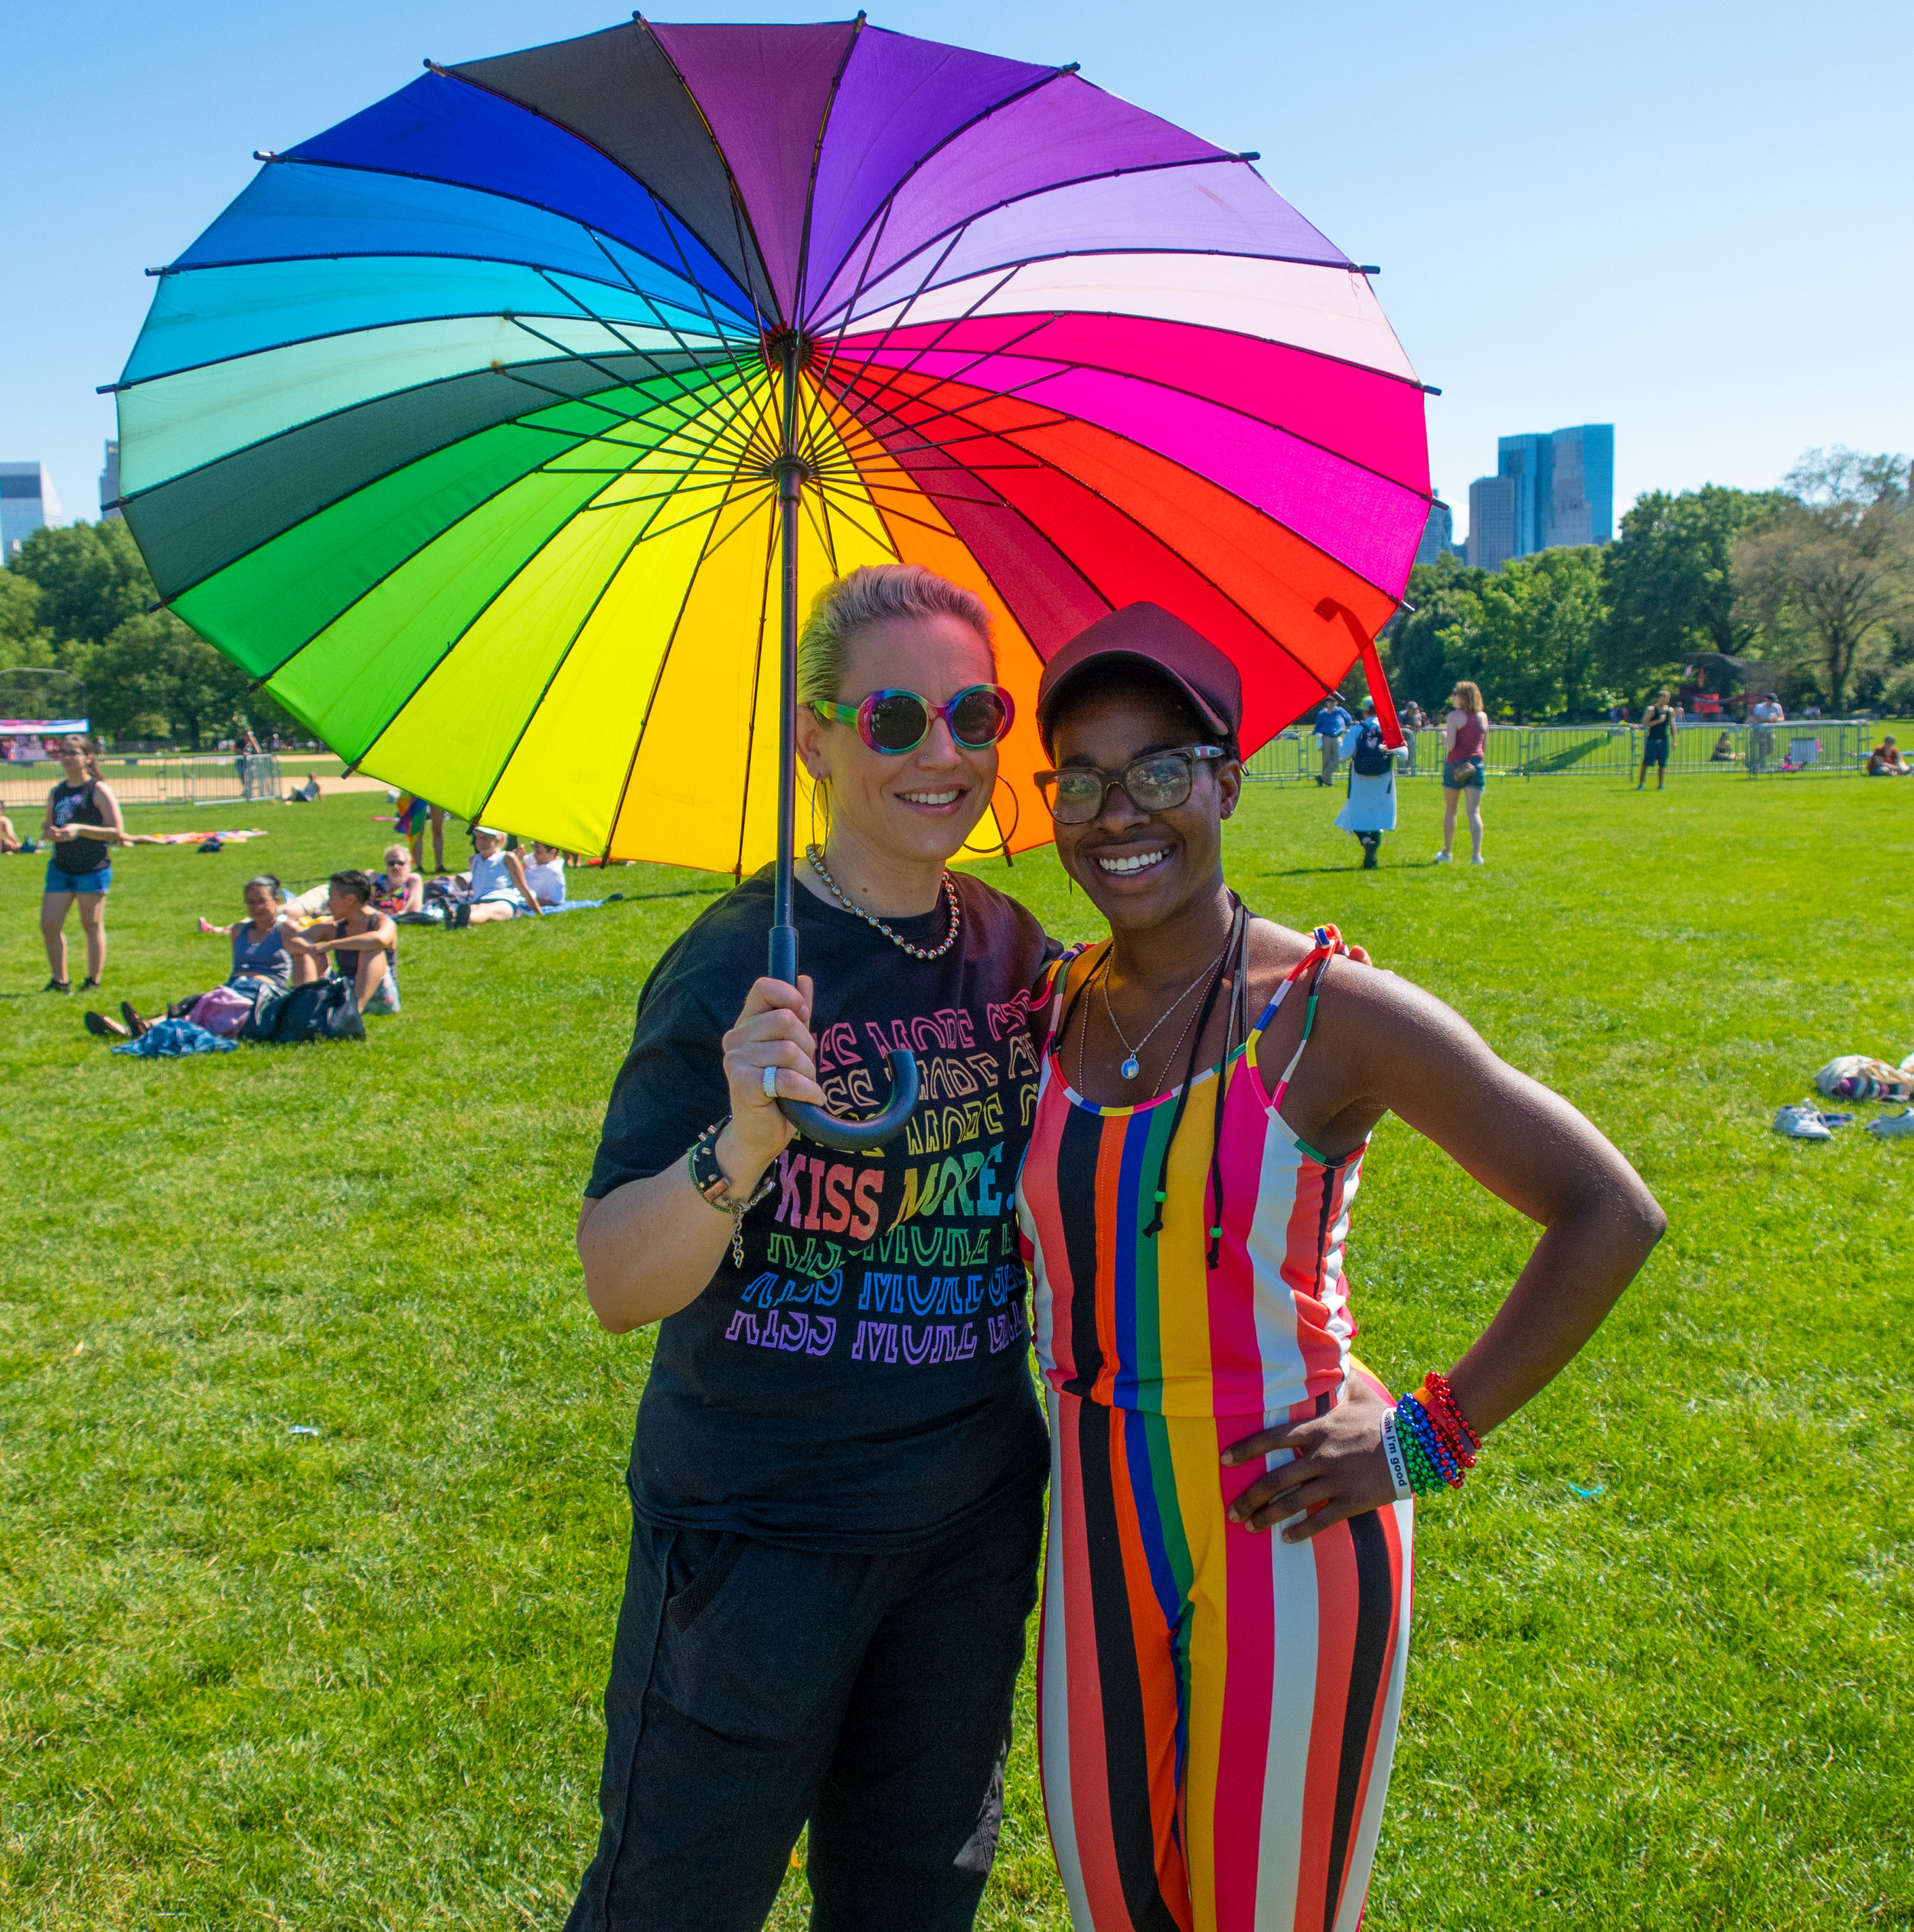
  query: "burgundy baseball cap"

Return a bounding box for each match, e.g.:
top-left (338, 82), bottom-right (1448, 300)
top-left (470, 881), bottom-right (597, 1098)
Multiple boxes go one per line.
top-left (1036, 603), bottom-right (1243, 750)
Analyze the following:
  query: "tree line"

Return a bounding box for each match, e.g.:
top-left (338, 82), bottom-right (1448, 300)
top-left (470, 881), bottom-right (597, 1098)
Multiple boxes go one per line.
top-left (3, 447), bottom-right (1910, 747)
top-left (1380, 448), bottom-right (1913, 721)
top-left (0, 519), bottom-right (299, 749)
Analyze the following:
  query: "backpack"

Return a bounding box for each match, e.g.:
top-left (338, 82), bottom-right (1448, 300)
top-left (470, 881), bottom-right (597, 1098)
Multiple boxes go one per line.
top-left (240, 977), bottom-right (366, 1045)
top-left (1350, 720), bottom-right (1394, 776)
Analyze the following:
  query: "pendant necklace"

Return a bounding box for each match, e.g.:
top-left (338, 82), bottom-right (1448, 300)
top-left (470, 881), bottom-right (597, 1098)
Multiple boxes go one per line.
top-left (1099, 937), bottom-right (1230, 1082)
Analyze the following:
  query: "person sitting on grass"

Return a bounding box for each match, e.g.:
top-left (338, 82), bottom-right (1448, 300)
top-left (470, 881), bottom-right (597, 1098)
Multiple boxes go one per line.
top-left (1710, 731), bottom-right (1739, 762)
top-left (88, 873), bottom-right (293, 1041)
top-left (1, 812), bottom-right (33, 853)
top-left (451, 826), bottom-right (546, 926)
top-left (1867, 736), bottom-right (1910, 776)
top-left (371, 843), bottom-right (425, 916)
top-left (285, 870), bottom-right (400, 1013)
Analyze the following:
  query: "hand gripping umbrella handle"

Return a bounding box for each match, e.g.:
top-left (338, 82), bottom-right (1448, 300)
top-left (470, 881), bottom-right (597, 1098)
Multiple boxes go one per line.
top-left (769, 921), bottom-right (922, 1150)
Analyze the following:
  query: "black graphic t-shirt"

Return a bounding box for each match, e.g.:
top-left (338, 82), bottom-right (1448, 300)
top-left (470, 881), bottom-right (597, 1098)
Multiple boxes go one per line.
top-left (586, 865), bottom-right (1059, 1552)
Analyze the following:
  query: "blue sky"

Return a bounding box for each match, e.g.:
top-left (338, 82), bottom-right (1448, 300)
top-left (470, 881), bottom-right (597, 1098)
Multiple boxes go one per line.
top-left (5, 0), bottom-right (1909, 537)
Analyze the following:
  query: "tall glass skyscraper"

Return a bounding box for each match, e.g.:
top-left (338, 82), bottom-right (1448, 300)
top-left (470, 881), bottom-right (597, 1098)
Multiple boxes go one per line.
top-left (1465, 424), bottom-right (1612, 569)
top-left (2, 462), bottom-right (61, 560)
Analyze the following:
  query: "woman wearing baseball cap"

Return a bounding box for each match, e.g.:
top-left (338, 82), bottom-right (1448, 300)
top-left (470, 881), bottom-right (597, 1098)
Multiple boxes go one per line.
top-left (1016, 605), bottom-right (1664, 1932)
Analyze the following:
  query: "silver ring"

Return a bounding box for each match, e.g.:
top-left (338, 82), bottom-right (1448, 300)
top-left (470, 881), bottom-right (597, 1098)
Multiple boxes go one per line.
top-left (762, 1065), bottom-right (779, 1100)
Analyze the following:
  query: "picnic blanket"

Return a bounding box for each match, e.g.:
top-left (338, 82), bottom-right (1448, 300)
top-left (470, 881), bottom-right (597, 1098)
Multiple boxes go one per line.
top-left (131, 828), bottom-right (270, 844)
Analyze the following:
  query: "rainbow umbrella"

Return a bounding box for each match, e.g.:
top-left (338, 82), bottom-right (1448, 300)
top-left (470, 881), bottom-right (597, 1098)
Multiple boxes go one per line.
top-left (112, 16), bottom-right (1429, 1141)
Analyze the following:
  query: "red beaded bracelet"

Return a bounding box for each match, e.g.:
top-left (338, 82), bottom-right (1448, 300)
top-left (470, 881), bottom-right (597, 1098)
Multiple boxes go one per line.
top-left (1420, 1372), bottom-right (1481, 1467)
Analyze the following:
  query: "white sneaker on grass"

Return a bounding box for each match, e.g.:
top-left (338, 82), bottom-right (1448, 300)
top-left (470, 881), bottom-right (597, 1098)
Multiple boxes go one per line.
top-left (1867, 1109), bottom-right (1914, 1140)
top-left (1471, 855), bottom-right (1486, 865)
top-left (1432, 850), bottom-right (1452, 863)
top-left (1772, 1101), bottom-right (1832, 1141)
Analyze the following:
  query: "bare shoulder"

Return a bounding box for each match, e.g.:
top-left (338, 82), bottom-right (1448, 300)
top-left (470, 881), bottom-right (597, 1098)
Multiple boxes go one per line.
top-left (1312, 944), bottom-right (1493, 1067)
top-left (1242, 914), bottom-right (1324, 1009)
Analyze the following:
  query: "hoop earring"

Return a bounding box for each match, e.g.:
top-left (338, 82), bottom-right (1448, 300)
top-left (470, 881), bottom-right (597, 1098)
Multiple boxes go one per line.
top-left (958, 773), bottom-right (1022, 868)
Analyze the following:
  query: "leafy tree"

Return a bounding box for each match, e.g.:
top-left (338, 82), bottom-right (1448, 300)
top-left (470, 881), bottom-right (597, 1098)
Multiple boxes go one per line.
top-left (1733, 449), bottom-right (1913, 713)
top-left (1469, 547), bottom-right (1606, 720)
top-left (7, 519), bottom-right (152, 649)
top-left (1382, 554), bottom-right (1489, 713)
top-left (1601, 485), bottom-right (1782, 704)
top-left (0, 569), bottom-right (54, 672)
top-left (82, 611), bottom-right (260, 750)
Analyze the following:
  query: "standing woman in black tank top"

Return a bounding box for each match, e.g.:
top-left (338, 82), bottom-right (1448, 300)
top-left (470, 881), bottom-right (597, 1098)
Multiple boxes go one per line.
top-left (40, 735), bottom-right (126, 994)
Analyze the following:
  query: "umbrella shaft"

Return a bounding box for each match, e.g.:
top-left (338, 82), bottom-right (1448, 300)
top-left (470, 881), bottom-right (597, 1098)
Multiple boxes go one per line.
top-left (770, 334), bottom-right (804, 986)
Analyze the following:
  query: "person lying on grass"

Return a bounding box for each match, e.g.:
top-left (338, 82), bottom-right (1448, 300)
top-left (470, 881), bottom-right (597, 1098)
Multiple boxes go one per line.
top-left (87, 873), bottom-right (296, 1042)
top-left (452, 826), bottom-right (546, 925)
top-left (285, 870), bottom-right (400, 1013)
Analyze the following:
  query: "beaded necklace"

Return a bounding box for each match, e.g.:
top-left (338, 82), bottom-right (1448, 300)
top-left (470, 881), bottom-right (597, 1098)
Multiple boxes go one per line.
top-left (805, 844), bottom-right (961, 961)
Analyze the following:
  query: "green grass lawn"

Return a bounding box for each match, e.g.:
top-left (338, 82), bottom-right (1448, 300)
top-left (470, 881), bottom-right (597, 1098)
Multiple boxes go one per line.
top-left (2, 772), bottom-right (1909, 1929)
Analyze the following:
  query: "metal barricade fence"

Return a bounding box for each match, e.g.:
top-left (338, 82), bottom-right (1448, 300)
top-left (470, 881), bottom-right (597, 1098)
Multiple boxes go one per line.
top-left (1240, 720), bottom-right (1897, 785)
top-left (0, 753), bottom-right (283, 813)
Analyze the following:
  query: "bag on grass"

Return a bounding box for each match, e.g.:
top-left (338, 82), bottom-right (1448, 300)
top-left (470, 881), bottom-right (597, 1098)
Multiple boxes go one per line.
top-left (1350, 720), bottom-right (1394, 776)
top-left (242, 977), bottom-right (365, 1045)
top-left (187, 983), bottom-right (258, 1037)
top-left (1814, 1055), bottom-right (1914, 1104)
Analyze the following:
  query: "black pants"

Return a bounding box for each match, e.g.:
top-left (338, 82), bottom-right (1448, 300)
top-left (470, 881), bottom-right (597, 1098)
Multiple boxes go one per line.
top-left (564, 1485), bottom-right (1044, 1932)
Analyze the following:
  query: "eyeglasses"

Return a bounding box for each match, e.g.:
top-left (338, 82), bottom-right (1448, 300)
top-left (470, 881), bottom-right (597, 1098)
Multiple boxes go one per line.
top-left (812, 684), bottom-right (1014, 756)
top-left (1034, 746), bottom-right (1226, 824)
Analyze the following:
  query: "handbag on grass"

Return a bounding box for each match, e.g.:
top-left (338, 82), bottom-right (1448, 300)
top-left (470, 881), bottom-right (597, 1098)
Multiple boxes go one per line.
top-left (241, 977), bottom-right (366, 1044)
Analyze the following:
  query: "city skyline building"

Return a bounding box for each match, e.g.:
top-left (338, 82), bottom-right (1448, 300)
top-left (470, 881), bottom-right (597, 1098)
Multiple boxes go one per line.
top-left (1465, 423), bottom-right (1614, 570)
top-left (99, 439), bottom-right (121, 520)
top-left (2, 461), bottom-right (61, 560)
top-left (1413, 495), bottom-right (1455, 567)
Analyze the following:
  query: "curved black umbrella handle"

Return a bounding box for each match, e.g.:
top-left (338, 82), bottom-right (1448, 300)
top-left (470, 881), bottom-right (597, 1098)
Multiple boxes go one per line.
top-left (768, 917), bottom-right (922, 1150)
top-left (779, 1047), bottom-right (919, 1152)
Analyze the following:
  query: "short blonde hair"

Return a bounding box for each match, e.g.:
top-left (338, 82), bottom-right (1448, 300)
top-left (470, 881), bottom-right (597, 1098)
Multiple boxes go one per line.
top-left (796, 565), bottom-right (993, 707)
top-left (383, 844), bottom-right (409, 865)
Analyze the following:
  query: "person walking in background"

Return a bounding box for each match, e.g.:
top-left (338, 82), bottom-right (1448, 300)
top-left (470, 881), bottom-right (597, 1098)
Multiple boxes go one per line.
top-left (1749, 692), bottom-right (1784, 773)
top-left (1311, 693), bottom-right (1352, 786)
top-left (1638, 689), bottom-right (1677, 791)
top-left (1436, 679), bottom-right (1489, 863)
top-left (394, 791), bottom-right (449, 873)
top-left (40, 734), bottom-right (126, 994)
top-left (1335, 695), bottom-right (1408, 869)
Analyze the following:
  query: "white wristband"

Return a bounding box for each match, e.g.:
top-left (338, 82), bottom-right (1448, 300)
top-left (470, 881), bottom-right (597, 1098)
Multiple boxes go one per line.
top-left (1380, 1409), bottom-right (1413, 1502)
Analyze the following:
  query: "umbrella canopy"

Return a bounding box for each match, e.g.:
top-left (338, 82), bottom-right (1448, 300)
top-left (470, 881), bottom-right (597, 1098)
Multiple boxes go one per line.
top-left (114, 16), bottom-right (1430, 873)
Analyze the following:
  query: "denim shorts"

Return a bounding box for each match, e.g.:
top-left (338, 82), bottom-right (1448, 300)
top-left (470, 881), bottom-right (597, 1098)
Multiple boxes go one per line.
top-left (1442, 757), bottom-right (1486, 791)
top-left (45, 861), bottom-right (112, 895)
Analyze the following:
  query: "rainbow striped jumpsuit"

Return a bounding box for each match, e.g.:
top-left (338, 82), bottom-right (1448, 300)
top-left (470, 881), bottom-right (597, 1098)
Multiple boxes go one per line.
top-left (1017, 930), bottom-right (1412, 1932)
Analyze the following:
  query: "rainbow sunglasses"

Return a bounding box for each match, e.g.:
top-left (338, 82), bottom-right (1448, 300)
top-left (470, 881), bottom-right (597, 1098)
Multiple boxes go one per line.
top-left (812, 684), bottom-right (1015, 756)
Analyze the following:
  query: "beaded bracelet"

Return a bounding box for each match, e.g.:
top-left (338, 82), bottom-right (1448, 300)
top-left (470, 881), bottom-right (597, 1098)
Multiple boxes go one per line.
top-left (1390, 1374), bottom-right (1485, 1498)
top-left (1420, 1370), bottom-right (1481, 1467)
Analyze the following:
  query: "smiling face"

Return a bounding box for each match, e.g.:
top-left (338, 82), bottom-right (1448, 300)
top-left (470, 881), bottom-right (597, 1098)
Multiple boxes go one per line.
top-left (1047, 675), bottom-right (1240, 938)
top-left (472, 831), bottom-right (503, 860)
top-left (243, 882), bottom-right (279, 925)
top-left (794, 611), bottom-right (998, 870)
